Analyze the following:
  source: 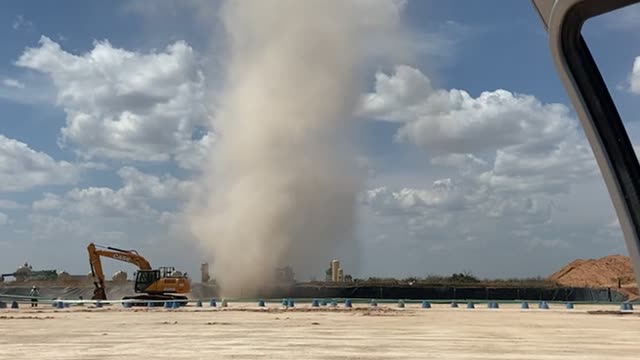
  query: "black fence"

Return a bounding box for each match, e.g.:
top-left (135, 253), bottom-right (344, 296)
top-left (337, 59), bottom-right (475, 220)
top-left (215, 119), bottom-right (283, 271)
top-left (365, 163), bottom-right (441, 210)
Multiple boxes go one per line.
top-left (260, 285), bottom-right (627, 302)
top-left (1, 284), bottom-right (628, 303)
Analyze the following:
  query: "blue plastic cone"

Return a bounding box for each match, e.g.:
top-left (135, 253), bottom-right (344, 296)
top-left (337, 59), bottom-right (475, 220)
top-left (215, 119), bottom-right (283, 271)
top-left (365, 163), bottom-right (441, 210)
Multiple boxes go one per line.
top-left (282, 298), bottom-right (288, 306)
top-left (520, 301), bottom-right (529, 309)
top-left (344, 299), bottom-right (352, 308)
top-left (286, 299), bottom-right (294, 308)
top-left (210, 299), bottom-right (217, 307)
top-left (466, 302), bottom-right (475, 309)
top-left (311, 299), bottom-right (319, 307)
top-left (621, 303), bottom-right (630, 311)
top-left (258, 299), bottom-right (265, 307)
top-left (539, 301), bottom-right (549, 310)
top-left (565, 302), bottom-right (574, 309)
top-left (421, 300), bottom-right (431, 309)
top-left (627, 303), bottom-right (634, 311)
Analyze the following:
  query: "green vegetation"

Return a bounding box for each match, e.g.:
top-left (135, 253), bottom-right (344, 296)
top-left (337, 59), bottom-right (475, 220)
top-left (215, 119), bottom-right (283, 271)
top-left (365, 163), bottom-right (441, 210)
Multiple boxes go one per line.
top-left (307, 271), bottom-right (559, 288)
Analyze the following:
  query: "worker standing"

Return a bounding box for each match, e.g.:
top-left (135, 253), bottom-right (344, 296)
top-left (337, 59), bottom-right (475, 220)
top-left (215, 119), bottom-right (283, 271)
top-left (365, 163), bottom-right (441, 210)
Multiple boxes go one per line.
top-left (29, 285), bottom-right (40, 307)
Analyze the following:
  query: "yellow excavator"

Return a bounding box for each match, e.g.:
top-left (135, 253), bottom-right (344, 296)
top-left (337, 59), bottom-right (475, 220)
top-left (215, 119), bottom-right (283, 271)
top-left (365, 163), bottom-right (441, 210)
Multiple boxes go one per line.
top-left (88, 243), bottom-right (191, 305)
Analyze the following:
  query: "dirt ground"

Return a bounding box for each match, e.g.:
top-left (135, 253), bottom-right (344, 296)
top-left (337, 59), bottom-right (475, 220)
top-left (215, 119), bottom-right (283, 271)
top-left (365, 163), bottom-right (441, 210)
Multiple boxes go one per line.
top-left (0, 302), bottom-right (638, 359)
top-left (548, 254), bottom-right (639, 301)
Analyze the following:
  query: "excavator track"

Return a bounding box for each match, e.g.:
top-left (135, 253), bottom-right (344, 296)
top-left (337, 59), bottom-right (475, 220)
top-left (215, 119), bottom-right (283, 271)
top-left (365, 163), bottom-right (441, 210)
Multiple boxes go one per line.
top-left (122, 294), bottom-right (189, 307)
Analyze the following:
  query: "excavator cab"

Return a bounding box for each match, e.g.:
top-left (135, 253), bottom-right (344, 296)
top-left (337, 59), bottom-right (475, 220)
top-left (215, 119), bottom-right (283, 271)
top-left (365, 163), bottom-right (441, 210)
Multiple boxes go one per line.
top-left (133, 267), bottom-right (190, 295)
top-left (134, 270), bottom-right (161, 293)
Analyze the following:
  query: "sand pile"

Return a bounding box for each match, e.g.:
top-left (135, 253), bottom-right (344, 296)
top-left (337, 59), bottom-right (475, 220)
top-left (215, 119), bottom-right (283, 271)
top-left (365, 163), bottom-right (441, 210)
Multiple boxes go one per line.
top-left (550, 255), bottom-right (637, 288)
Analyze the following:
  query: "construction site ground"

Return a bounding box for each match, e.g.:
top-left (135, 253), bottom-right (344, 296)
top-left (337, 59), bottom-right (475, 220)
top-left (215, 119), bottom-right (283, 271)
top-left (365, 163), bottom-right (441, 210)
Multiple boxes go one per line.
top-left (549, 254), bottom-right (639, 301)
top-left (1, 302), bottom-right (637, 359)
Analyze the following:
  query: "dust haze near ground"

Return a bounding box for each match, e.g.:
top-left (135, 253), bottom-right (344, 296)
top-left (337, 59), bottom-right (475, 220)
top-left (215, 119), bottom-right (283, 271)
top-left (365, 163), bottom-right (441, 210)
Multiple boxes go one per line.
top-left (189, 1), bottom-right (407, 296)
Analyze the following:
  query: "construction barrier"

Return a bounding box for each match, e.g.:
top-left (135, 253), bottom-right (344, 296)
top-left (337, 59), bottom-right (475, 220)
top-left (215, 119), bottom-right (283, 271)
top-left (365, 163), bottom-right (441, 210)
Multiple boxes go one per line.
top-left (273, 285), bottom-right (628, 302)
top-left (0, 284), bottom-right (629, 303)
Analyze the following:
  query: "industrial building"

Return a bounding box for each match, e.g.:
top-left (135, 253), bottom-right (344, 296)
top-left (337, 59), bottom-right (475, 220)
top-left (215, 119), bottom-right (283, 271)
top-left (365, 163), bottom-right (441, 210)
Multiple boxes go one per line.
top-left (329, 260), bottom-right (344, 282)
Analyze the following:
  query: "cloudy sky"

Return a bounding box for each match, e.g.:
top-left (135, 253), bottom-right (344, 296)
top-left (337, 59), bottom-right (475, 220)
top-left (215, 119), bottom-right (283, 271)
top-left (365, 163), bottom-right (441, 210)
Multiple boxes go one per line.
top-left (0, 1), bottom-right (639, 280)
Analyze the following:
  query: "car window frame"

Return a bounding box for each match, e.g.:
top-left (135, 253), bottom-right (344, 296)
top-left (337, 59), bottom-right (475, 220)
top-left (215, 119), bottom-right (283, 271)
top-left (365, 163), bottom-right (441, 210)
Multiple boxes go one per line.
top-left (532, 0), bottom-right (640, 286)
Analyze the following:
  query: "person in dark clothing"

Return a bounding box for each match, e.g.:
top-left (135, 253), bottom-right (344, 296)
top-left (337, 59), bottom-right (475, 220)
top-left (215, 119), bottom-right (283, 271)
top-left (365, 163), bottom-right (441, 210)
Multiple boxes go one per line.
top-left (29, 285), bottom-right (40, 307)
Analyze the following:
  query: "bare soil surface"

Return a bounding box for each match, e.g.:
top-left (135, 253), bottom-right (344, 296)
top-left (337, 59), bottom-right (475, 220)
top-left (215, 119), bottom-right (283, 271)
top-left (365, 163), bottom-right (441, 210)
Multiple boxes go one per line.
top-left (549, 254), bottom-right (639, 299)
top-left (0, 302), bottom-right (637, 359)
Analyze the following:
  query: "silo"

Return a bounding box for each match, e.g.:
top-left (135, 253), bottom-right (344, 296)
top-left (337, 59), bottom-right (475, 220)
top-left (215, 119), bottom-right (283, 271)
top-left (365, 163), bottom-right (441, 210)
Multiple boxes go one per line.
top-left (331, 260), bottom-right (340, 282)
top-left (201, 262), bottom-right (210, 283)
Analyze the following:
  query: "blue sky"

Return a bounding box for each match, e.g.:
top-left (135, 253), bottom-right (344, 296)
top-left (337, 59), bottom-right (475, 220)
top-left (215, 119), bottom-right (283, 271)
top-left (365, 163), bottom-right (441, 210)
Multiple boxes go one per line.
top-left (0, 0), bottom-right (638, 282)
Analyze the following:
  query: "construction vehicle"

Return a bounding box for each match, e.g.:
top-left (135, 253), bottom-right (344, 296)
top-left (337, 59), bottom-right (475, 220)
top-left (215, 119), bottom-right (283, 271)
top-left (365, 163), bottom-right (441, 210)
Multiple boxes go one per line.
top-left (88, 243), bottom-right (191, 305)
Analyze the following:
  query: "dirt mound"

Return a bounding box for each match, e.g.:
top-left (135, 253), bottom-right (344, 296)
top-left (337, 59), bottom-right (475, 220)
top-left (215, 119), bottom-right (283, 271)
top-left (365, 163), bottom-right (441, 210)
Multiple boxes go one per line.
top-left (550, 255), bottom-right (637, 288)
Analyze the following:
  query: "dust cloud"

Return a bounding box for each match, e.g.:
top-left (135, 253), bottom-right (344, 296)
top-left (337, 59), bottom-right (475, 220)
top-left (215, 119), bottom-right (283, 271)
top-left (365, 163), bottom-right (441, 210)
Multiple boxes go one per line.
top-left (189, 0), bottom-right (408, 296)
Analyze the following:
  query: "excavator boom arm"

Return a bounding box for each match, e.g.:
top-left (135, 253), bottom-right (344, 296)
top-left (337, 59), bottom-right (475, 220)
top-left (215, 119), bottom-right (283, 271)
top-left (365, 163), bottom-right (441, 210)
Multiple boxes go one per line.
top-left (88, 243), bottom-right (153, 300)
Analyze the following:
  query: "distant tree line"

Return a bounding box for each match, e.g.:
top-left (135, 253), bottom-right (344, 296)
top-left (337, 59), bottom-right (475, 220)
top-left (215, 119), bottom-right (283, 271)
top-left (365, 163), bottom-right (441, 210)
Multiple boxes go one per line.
top-left (309, 270), bottom-right (558, 288)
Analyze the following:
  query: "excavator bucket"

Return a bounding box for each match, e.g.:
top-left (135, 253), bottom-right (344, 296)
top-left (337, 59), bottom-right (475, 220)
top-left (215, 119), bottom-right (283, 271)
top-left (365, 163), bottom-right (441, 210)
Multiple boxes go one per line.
top-left (92, 287), bottom-right (106, 301)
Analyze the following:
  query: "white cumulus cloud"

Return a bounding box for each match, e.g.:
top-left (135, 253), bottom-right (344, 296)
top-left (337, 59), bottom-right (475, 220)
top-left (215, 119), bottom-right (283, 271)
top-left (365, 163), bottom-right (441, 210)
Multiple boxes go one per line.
top-left (2, 78), bottom-right (25, 89)
top-left (33, 166), bottom-right (193, 218)
top-left (365, 179), bottom-right (466, 216)
top-left (0, 134), bottom-right (79, 192)
top-left (12, 15), bottom-right (34, 31)
top-left (362, 65), bottom-right (581, 156)
top-left (361, 65), bottom-right (597, 195)
top-left (32, 193), bottom-right (63, 211)
top-left (16, 36), bottom-right (211, 169)
top-left (358, 65), bottom-right (609, 270)
top-left (27, 166), bottom-right (195, 270)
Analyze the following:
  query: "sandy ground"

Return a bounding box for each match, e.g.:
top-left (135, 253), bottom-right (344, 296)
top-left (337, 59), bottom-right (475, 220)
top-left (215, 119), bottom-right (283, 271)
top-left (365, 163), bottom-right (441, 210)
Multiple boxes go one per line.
top-left (0, 302), bottom-right (638, 359)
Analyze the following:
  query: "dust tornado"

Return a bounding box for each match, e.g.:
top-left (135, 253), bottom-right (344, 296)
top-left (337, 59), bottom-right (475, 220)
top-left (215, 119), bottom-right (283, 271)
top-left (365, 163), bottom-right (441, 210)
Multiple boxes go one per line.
top-left (190, 0), bottom-right (406, 296)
